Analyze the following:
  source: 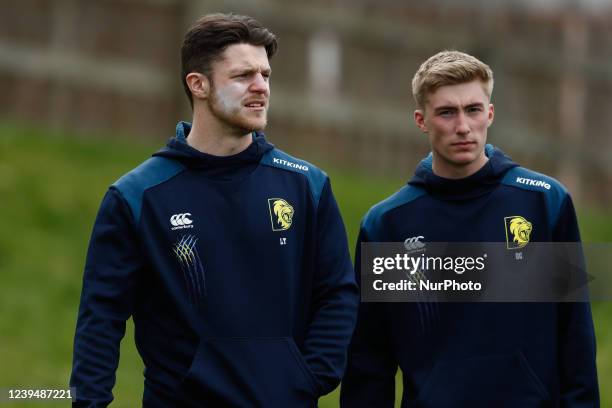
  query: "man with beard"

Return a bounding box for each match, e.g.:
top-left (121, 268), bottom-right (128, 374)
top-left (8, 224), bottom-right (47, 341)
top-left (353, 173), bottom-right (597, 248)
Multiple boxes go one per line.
top-left (340, 51), bottom-right (598, 407)
top-left (71, 14), bottom-right (358, 407)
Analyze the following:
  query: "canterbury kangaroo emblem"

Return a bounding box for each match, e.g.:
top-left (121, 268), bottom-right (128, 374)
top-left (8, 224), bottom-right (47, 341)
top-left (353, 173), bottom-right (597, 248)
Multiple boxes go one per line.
top-left (170, 213), bottom-right (194, 230)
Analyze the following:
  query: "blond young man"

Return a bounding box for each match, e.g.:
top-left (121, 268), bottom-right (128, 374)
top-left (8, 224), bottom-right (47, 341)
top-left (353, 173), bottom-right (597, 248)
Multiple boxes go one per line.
top-left (341, 51), bottom-right (599, 407)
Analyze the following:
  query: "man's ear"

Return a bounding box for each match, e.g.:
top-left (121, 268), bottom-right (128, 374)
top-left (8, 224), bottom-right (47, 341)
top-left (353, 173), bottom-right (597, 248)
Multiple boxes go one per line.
top-left (185, 73), bottom-right (210, 100)
top-left (414, 110), bottom-right (428, 133)
top-left (487, 103), bottom-right (495, 127)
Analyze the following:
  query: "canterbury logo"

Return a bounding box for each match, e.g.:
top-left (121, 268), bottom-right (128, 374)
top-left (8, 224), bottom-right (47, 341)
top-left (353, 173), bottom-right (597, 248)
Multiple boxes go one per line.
top-left (404, 236), bottom-right (425, 251)
top-left (170, 213), bottom-right (194, 230)
top-left (268, 198), bottom-right (294, 231)
top-left (504, 216), bottom-right (532, 249)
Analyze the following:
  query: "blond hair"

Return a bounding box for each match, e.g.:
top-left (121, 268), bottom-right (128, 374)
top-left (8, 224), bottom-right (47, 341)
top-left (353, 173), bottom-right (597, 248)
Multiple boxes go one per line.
top-left (412, 50), bottom-right (494, 109)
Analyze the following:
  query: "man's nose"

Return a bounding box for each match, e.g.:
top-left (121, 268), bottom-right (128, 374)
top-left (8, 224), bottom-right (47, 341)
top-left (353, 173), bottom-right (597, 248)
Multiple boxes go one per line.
top-left (456, 112), bottom-right (470, 135)
top-left (250, 73), bottom-right (269, 94)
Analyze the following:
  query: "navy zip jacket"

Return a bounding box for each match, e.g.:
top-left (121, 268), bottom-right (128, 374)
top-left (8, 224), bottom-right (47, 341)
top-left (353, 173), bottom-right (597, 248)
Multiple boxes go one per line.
top-left (71, 122), bottom-right (359, 407)
top-left (341, 145), bottom-right (599, 407)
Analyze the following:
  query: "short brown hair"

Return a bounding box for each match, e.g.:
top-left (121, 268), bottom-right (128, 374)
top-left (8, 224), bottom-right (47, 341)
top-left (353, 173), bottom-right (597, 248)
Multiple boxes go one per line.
top-left (412, 50), bottom-right (494, 109)
top-left (181, 13), bottom-right (278, 107)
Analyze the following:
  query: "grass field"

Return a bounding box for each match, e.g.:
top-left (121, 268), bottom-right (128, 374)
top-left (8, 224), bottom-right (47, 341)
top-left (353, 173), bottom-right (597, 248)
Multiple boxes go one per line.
top-left (0, 121), bottom-right (610, 407)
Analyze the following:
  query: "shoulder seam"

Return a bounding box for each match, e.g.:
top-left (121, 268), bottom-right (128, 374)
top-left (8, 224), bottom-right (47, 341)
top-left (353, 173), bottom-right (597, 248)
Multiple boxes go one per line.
top-left (362, 185), bottom-right (427, 240)
top-left (112, 156), bottom-right (186, 226)
top-left (501, 167), bottom-right (569, 230)
top-left (260, 148), bottom-right (328, 208)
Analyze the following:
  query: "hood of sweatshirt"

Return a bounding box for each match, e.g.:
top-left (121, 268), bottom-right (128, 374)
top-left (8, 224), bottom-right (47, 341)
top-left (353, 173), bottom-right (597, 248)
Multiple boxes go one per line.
top-left (153, 121), bottom-right (274, 180)
top-left (408, 144), bottom-right (519, 201)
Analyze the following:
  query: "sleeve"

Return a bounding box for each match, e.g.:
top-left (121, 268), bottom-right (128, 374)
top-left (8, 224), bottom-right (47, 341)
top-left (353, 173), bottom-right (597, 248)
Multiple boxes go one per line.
top-left (70, 187), bottom-right (143, 407)
top-left (301, 178), bottom-right (360, 396)
top-left (340, 227), bottom-right (398, 408)
top-left (553, 195), bottom-right (600, 407)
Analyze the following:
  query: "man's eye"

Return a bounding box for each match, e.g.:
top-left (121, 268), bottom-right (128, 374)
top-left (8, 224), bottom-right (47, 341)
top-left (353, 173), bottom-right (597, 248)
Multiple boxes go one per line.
top-left (467, 106), bottom-right (483, 113)
top-left (439, 110), bottom-right (453, 117)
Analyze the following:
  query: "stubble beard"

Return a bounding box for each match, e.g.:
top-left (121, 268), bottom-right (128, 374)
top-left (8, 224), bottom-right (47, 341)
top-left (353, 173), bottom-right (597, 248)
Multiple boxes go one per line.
top-left (208, 82), bottom-right (267, 136)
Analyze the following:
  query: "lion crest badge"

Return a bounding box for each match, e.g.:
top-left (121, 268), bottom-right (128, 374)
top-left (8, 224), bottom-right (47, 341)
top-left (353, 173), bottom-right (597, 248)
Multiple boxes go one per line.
top-left (268, 198), bottom-right (294, 231)
top-left (504, 216), bottom-right (533, 249)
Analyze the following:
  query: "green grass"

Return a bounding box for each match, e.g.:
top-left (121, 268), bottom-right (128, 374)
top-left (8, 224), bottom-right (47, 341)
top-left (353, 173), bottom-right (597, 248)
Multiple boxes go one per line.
top-left (0, 121), bottom-right (610, 407)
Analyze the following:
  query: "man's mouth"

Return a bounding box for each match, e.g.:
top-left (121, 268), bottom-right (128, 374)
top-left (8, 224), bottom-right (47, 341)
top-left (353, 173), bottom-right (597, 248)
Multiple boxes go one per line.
top-left (452, 141), bottom-right (476, 146)
top-left (244, 101), bottom-right (266, 109)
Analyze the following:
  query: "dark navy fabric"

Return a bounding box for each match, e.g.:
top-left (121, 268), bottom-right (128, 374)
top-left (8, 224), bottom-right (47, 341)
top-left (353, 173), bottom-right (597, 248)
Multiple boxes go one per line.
top-left (341, 145), bottom-right (599, 407)
top-left (71, 122), bottom-right (359, 407)
top-left (260, 149), bottom-right (328, 208)
top-left (112, 157), bottom-right (185, 225)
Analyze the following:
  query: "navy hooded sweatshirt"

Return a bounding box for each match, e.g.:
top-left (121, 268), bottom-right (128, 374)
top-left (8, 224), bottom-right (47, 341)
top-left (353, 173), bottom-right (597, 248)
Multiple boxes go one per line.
top-left (341, 145), bottom-right (599, 407)
top-left (70, 122), bottom-right (359, 407)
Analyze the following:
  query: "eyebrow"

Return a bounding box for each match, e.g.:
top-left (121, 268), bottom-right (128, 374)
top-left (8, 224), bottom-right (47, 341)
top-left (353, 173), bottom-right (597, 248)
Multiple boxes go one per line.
top-left (434, 102), bottom-right (485, 112)
top-left (229, 66), bottom-right (272, 75)
top-left (465, 102), bottom-right (485, 109)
